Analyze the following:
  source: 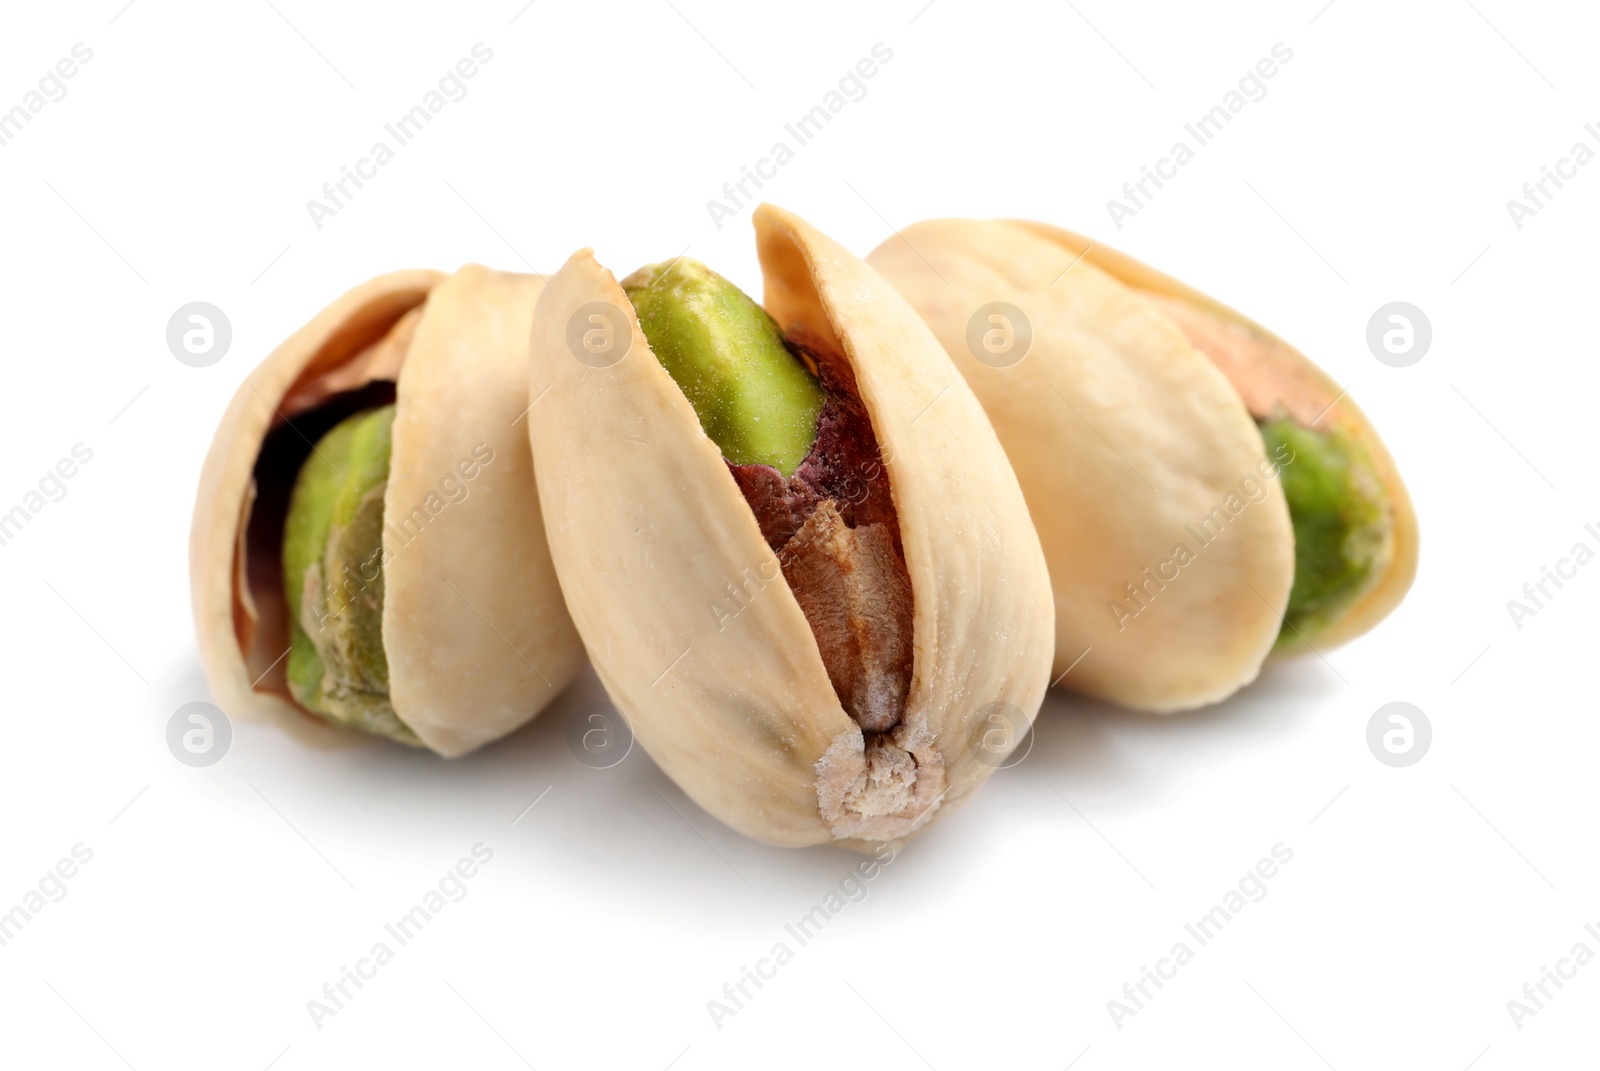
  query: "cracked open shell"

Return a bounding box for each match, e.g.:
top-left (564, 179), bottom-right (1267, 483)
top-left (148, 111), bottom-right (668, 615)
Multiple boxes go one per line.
top-left (1009, 221), bottom-right (1418, 655)
top-left (527, 205), bottom-right (1054, 849)
top-left (870, 220), bottom-right (1417, 711)
top-left (190, 266), bottom-right (584, 757)
top-left (869, 219), bottom-right (1296, 712)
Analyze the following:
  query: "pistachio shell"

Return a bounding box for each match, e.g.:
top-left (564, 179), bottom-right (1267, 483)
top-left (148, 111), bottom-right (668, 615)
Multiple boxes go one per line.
top-left (190, 266), bottom-right (584, 756)
top-left (1008, 221), bottom-right (1418, 653)
top-left (527, 205), bottom-right (1053, 848)
top-left (868, 219), bottom-right (1296, 712)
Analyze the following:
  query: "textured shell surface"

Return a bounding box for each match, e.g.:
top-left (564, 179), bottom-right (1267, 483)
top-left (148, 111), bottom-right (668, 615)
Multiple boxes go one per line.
top-left (1010, 220), bottom-right (1418, 653)
top-left (190, 267), bottom-right (583, 756)
top-left (527, 205), bottom-right (1053, 848)
top-left (870, 219), bottom-right (1296, 712)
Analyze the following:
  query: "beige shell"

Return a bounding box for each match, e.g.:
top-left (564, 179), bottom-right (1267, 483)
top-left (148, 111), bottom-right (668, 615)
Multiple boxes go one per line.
top-left (1009, 221), bottom-right (1419, 653)
top-left (526, 205), bottom-right (1054, 849)
top-left (190, 265), bottom-right (584, 757)
top-left (869, 219), bottom-right (1296, 712)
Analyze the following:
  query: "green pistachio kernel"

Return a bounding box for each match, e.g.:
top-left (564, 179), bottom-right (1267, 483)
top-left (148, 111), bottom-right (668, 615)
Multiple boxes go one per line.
top-left (1259, 417), bottom-right (1391, 650)
top-left (281, 404), bottom-right (419, 745)
top-left (622, 258), bottom-right (825, 476)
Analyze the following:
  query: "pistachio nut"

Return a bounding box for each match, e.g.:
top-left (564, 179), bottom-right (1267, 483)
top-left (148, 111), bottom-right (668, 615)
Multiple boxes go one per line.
top-left (191, 266), bottom-right (585, 756)
top-left (1007, 221), bottom-right (1417, 655)
top-left (868, 220), bottom-right (1295, 712)
top-left (869, 220), bottom-right (1416, 709)
top-left (527, 205), bottom-right (1053, 848)
top-left (1256, 418), bottom-right (1392, 648)
top-left (281, 403), bottom-right (409, 741)
top-left (623, 257), bottom-right (825, 475)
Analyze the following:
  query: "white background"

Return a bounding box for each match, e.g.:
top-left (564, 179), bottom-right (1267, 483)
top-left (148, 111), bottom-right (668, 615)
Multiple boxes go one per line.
top-left (0, 1), bottom-right (1595, 1068)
